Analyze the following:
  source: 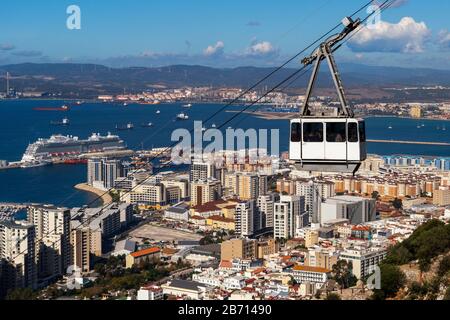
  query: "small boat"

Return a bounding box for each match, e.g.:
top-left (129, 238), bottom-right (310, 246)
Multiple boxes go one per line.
top-left (182, 103), bottom-right (192, 108)
top-left (201, 127), bottom-right (206, 132)
top-left (211, 123), bottom-right (217, 128)
top-left (116, 123), bottom-right (134, 130)
top-left (141, 122), bottom-right (153, 128)
top-left (123, 102), bottom-right (129, 107)
top-left (156, 110), bottom-right (161, 114)
top-left (176, 112), bottom-right (189, 120)
top-left (50, 118), bottom-right (70, 126)
top-left (388, 126), bottom-right (393, 129)
top-left (76, 101), bottom-right (84, 105)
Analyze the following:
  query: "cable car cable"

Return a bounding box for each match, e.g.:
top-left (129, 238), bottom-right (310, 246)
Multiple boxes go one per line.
top-left (9, 0), bottom-right (389, 261)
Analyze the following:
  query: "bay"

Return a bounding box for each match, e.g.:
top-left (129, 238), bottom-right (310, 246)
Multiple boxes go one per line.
top-left (0, 99), bottom-right (448, 207)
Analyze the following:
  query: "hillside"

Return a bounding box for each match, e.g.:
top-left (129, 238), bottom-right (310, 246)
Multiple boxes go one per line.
top-left (1, 63), bottom-right (450, 99)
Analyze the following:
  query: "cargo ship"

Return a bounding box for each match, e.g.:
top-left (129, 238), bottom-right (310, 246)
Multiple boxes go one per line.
top-left (33, 105), bottom-right (70, 111)
top-left (21, 133), bottom-right (126, 164)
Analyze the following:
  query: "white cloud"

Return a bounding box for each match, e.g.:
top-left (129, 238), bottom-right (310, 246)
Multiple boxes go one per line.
top-left (0, 43), bottom-right (15, 51)
top-left (245, 41), bottom-right (277, 56)
top-left (348, 17), bottom-right (431, 53)
top-left (438, 29), bottom-right (450, 49)
top-left (204, 41), bottom-right (225, 56)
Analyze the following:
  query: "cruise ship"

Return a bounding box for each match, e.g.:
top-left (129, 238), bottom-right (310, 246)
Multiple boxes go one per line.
top-left (21, 133), bottom-right (126, 163)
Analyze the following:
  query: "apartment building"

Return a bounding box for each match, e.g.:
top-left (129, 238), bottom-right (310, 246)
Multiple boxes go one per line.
top-left (235, 200), bottom-right (255, 237)
top-left (221, 238), bottom-right (257, 261)
top-left (123, 182), bottom-right (167, 207)
top-left (0, 220), bottom-right (37, 297)
top-left (27, 205), bottom-right (71, 282)
top-left (256, 193), bottom-right (279, 229)
top-left (274, 195), bottom-right (305, 240)
top-left (190, 179), bottom-right (222, 206)
top-left (71, 227), bottom-right (102, 272)
top-left (339, 248), bottom-right (387, 279)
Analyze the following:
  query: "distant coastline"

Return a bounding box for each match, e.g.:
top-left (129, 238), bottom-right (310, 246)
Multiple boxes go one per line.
top-left (224, 110), bottom-right (450, 122)
top-left (74, 183), bottom-right (112, 206)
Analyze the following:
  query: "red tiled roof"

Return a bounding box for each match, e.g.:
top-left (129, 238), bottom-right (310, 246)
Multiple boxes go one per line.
top-left (292, 265), bottom-right (331, 273)
top-left (192, 203), bottom-right (222, 213)
top-left (208, 215), bottom-right (234, 223)
top-left (130, 247), bottom-right (160, 258)
top-left (219, 260), bottom-right (233, 268)
top-left (190, 215), bottom-right (206, 220)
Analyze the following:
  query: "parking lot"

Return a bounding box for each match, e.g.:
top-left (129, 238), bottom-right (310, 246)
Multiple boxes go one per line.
top-left (128, 223), bottom-right (203, 243)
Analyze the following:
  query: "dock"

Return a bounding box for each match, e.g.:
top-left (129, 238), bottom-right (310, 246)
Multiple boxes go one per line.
top-left (367, 139), bottom-right (450, 147)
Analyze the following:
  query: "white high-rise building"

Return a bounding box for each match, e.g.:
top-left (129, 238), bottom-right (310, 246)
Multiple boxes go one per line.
top-left (295, 180), bottom-right (335, 225)
top-left (0, 220), bottom-right (37, 297)
top-left (320, 196), bottom-right (377, 225)
top-left (274, 195), bottom-right (305, 240)
top-left (256, 193), bottom-right (279, 229)
top-left (103, 159), bottom-right (124, 189)
top-left (123, 182), bottom-right (167, 206)
top-left (235, 200), bottom-right (255, 237)
top-left (27, 205), bottom-right (71, 281)
top-left (190, 162), bottom-right (216, 182)
top-left (190, 178), bottom-right (222, 206)
top-left (87, 158), bottom-right (103, 186)
top-left (87, 158), bottom-right (126, 190)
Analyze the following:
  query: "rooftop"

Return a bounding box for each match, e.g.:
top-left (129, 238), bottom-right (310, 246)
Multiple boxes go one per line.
top-left (292, 265), bottom-right (331, 273)
top-left (130, 247), bottom-right (161, 258)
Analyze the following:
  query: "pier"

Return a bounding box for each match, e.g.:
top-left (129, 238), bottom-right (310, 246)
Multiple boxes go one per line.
top-left (367, 139), bottom-right (450, 146)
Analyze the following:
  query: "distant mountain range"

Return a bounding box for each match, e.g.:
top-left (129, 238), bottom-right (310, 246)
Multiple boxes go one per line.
top-left (1, 63), bottom-right (449, 98)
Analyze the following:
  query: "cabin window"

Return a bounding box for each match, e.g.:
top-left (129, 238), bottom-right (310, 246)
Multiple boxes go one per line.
top-left (326, 122), bottom-right (346, 142)
top-left (348, 123), bottom-right (359, 142)
top-left (291, 123), bottom-right (301, 142)
top-left (303, 123), bottom-right (323, 142)
top-left (359, 121), bottom-right (366, 142)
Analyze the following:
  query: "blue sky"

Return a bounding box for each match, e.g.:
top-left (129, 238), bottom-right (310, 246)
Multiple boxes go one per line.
top-left (1, 0), bottom-right (450, 69)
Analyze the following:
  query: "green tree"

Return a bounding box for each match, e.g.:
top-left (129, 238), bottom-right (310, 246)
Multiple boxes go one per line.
top-left (371, 264), bottom-right (406, 300)
top-left (443, 287), bottom-right (450, 300)
top-left (438, 256), bottom-right (450, 278)
top-left (332, 260), bottom-right (357, 291)
top-left (392, 198), bottom-right (403, 210)
top-left (6, 288), bottom-right (37, 300)
top-left (326, 292), bottom-right (341, 300)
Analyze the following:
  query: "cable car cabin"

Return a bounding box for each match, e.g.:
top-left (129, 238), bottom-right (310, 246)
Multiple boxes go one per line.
top-left (289, 118), bottom-right (367, 174)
